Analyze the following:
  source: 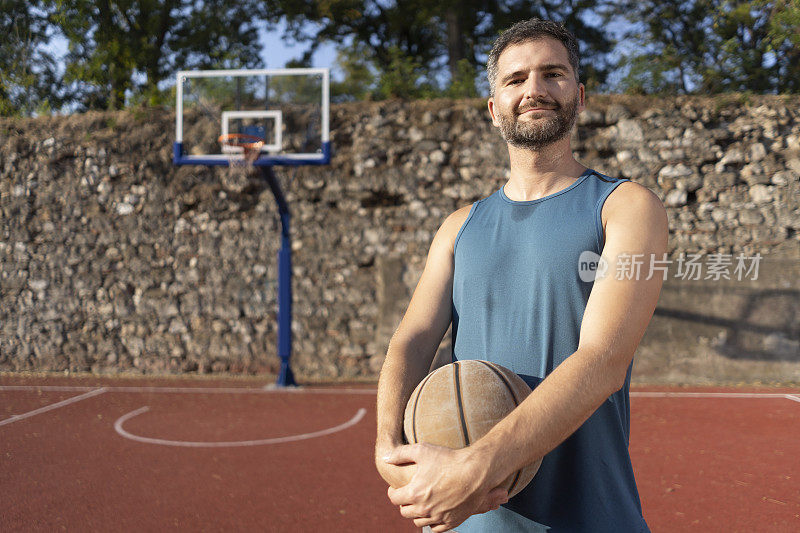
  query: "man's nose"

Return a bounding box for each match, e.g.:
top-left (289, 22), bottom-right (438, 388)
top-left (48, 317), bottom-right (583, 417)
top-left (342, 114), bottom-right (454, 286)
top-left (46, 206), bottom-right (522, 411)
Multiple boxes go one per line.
top-left (522, 73), bottom-right (547, 100)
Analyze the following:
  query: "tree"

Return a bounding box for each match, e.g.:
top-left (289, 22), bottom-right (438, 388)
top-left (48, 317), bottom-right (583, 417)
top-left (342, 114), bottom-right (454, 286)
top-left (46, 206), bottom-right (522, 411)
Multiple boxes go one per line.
top-left (330, 42), bottom-right (375, 101)
top-left (52, 0), bottom-right (269, 110)
top-left (711, 0), bottom-right (800, 93)
top-left (604, 0), bottom-right (717, 94)
top-left (0, 0), bottom-right (61, 116)
top-left (278, 0), bottom-right (614, 99)
top-left (766, 0), bottom-right (800, 92)
top-left (608, 0), bottom-right (800, 94)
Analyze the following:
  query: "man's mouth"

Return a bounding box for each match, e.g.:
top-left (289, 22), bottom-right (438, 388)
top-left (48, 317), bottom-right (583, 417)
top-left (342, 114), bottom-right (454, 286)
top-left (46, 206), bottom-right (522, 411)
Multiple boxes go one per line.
top-left (518, 102), bottom-right (558, 115)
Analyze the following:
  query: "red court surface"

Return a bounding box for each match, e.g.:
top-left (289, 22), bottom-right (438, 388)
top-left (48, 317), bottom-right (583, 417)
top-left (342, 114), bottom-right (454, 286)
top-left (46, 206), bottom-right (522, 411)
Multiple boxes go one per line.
top-left (2, 374), bottom-right (798, 532)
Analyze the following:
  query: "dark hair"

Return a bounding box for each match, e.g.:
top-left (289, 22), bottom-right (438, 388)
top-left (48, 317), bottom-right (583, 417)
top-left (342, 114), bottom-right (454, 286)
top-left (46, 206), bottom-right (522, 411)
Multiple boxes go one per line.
top-left (487, 18), bottom-right (580, 95)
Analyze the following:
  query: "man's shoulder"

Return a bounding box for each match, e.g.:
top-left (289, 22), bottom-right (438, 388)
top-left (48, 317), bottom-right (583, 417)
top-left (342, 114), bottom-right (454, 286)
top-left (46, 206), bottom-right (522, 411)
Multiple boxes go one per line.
top-left (438, 204), bottom-right (474, 243)
top-left (447, 203), bottom-right (474, 225)
top-left (603, 180), bottom-right (668, 234)
top-left (605, 181), bottom-right (664, 213)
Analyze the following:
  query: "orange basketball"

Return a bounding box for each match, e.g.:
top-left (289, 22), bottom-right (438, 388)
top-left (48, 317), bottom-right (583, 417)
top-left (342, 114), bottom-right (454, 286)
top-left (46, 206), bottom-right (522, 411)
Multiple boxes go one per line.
top-left (403, 360), bottom-right (541, 498)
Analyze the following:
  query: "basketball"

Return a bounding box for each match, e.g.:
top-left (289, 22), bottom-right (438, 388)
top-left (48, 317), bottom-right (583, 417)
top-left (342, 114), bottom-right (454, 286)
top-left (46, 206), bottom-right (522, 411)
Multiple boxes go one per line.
top-left (403, 360), bottom-right (541, 498)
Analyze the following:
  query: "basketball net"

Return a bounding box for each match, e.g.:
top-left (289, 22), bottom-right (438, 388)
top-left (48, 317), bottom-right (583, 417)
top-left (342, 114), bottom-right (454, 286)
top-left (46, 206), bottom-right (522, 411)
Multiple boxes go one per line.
top-left (219, 133), bottom-right (265, 179)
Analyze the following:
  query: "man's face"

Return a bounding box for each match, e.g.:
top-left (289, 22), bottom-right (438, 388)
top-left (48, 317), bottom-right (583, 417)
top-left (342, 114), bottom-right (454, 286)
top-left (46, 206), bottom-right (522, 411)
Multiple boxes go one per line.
top-left (488, 38), bottom-right (585, 151)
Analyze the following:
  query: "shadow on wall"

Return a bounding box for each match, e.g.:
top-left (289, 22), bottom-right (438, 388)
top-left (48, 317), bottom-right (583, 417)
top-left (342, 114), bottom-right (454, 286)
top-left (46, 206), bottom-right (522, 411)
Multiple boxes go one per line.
top-left (653, 287), bottom-right (800, 362)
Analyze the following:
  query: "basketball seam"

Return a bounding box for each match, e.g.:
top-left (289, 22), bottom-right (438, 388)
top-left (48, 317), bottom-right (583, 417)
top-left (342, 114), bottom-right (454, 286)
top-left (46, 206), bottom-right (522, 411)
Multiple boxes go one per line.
top-left (411, 371), bottom-right (436, 444)
top-left (453, 361), bottom-right (471, 446)
top-left (478, 361), bottom-right (519, 405)
top-left (477, 360), bottom-right (524, 495)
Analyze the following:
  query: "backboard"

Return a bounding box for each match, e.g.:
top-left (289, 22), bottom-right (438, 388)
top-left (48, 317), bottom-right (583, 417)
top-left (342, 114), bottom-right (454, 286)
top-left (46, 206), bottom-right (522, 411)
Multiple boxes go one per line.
top-left (174, 68), bottom-right (331, 166)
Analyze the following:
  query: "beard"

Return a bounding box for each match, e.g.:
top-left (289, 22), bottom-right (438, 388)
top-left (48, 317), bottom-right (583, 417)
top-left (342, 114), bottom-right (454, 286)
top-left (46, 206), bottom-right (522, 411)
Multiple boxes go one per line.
top-left (497, 96), bottom-right (579, 150)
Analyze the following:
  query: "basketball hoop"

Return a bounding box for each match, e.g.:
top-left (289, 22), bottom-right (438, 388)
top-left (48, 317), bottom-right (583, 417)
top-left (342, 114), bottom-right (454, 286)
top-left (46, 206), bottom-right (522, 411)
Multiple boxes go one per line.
top-left (218, 133), bottom-right (264, 191)
top-left (175, 68), bottom-right (332, 388)
top-left (219, 133), bottom-right (265, 169)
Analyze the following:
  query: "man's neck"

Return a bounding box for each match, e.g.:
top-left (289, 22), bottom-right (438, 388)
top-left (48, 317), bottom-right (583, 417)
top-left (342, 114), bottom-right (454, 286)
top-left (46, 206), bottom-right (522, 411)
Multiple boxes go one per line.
top-left (504, 137), bottom-right (587, 201)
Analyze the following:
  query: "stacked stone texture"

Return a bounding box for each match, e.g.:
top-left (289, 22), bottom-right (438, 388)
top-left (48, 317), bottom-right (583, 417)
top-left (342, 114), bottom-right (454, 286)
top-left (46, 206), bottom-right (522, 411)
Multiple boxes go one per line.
top-left (1, 96), bottom-right (798, 382)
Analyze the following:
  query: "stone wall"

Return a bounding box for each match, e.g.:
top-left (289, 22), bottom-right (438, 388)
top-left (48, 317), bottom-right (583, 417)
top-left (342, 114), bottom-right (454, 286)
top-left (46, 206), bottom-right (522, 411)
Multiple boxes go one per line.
top-left (1, 95), bottom-right (798, 383)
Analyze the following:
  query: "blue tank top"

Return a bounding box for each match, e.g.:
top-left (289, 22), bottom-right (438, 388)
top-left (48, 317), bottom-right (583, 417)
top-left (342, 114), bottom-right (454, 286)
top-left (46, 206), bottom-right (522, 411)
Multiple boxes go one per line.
top-left (452, 169), bottom-right (649, 532)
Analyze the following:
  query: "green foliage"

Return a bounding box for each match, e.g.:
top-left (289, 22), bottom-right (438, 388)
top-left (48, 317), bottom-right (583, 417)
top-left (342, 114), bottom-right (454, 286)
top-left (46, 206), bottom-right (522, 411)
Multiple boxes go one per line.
top-left (607, 0), bottom-right (714, 94)
top-left (610, 0), bottom-right (800, 94)
top-left (284, 0), bottom-right (613, 99)
top-left (52, 0), bottom-right (268, 111)
top-left (619, 55), bottom-right (678, 96)
top-left (769, 0), bottom-right (800, 47)
top-left (374, 47), bottom-right (438, 100)
top-left (268, 59), bottom-right (326, 105)
top-left (331, 43), bottom-right (376, 102)
top-left (0, 0), bottom-right (61, 116)
top-left (446, 59), bottom-right (479, 99)
top-left (9, 0), bottom-right (798, 113)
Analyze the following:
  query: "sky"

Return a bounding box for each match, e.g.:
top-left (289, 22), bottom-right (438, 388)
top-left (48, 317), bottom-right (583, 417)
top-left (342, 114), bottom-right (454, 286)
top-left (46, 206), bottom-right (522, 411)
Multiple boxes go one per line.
top-left (258, 15), bottom-right (635, 92)
top-left (259, 21), bottom-right (338, 71)
top-left (44, 14), bottom-right (638, 103)
top-left (48, 21), bottom-right (339, 78)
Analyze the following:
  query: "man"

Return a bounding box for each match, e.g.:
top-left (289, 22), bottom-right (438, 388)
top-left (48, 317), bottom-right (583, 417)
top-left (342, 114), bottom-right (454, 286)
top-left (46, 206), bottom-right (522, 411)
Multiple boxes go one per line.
top-left (375, 18), bottom-right (666, 532)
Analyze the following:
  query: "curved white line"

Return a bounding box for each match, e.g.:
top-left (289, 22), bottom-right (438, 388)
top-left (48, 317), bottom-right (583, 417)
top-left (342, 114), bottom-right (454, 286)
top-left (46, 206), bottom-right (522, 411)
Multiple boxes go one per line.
top-left (113, 406), bottom-right (367, 447)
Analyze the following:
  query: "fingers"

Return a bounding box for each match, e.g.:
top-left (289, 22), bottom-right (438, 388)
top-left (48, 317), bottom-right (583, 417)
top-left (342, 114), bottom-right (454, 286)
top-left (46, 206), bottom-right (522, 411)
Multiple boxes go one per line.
top-left (377, 461), bottom-right (416, 489)
top-left (383, 443), bottom-right (420, 466)
top-left (400, 505), bottom-right (428, 525)
top-left (412, 516), bottom-right (437, 528)
top-left (400, 504), bottom-right (431, 520)
top-left (387, 484), bottom-right (411, 507)
top-left (488, 487), bottom-right (509, 506)
top-left (475, 487), bottom-right (509, 514)
top-left (418, 516), bottom-right (466, 532)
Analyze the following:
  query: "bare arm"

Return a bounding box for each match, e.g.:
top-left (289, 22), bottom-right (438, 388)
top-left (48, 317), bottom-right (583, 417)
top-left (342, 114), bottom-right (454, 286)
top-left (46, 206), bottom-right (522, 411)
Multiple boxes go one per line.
top-left (375, 205), bottom-right (471, 487)
top-left (387, 182), bottom-right (668, 531)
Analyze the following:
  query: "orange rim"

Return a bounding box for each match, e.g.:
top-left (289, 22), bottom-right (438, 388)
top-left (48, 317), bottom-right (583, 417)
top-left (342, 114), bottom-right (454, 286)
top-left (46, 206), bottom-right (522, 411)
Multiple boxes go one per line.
top-left (218, 133), bottom-right (265, 150)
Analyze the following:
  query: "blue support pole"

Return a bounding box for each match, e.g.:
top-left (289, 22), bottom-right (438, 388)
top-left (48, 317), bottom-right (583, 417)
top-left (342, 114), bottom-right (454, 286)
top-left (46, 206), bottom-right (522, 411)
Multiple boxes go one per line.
top-left (261, 167), bottom-right (296, 387)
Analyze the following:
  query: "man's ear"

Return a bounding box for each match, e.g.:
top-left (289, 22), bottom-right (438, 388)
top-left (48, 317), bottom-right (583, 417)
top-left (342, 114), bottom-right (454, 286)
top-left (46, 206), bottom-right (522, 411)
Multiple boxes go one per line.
top-left (487, 98), bottom-right (500, 127)
top-left (577, 83), bottom-right (586, 114)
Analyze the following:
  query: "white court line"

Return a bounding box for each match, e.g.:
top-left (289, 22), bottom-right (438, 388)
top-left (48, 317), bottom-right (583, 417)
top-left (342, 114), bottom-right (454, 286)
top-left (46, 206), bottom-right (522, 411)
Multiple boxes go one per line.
top-left (114, 406), bottom-right (367, 448)
top-left (630, 392), bottom-right (795, 399)
top-left (0, 388), bottom-right (107, 427)
top-left (106, 386), bottom-right (378, 395)
top-left (0, 385), bottom-right (377, 395)
top-left (0, 385), bottom-right (97, 392)
top-left (2, 385), bottom-right (797, 402)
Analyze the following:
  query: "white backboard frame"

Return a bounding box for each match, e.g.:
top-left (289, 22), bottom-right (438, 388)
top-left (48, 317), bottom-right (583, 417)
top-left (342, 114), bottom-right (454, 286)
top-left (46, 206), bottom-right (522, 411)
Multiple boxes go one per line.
top-left (173, 68), bottom-right (331, 166)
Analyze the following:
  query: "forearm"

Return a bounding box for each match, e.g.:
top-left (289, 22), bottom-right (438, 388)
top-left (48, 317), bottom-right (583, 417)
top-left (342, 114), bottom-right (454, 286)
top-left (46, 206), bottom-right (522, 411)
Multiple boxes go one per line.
top-left (375, 334), bottom-right (438, 488)
top-left (373, 205), bottom-right (466, 489)
top-left (375, 334), bottom-right (434, 449)
top-left (472, 347), bottom-right (628, 487)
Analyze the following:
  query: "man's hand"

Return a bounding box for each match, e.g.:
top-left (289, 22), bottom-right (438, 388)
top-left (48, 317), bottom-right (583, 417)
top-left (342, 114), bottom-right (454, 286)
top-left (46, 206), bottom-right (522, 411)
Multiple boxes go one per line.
top-left (384, 443), bottom-right (509, 532)
top-left (375, 442), bottom-right (416, 489)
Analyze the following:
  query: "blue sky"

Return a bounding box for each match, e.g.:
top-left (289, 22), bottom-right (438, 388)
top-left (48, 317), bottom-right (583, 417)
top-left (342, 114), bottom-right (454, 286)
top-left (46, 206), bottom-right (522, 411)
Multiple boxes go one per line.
top-left (259, 16), bottom-right (635, 92)
top-left (45, 15), bottom-right (636, 97)
top-left (259, 22), bottom-right (338, 70)
top-left (48, 22), bottom-right (339, 74)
